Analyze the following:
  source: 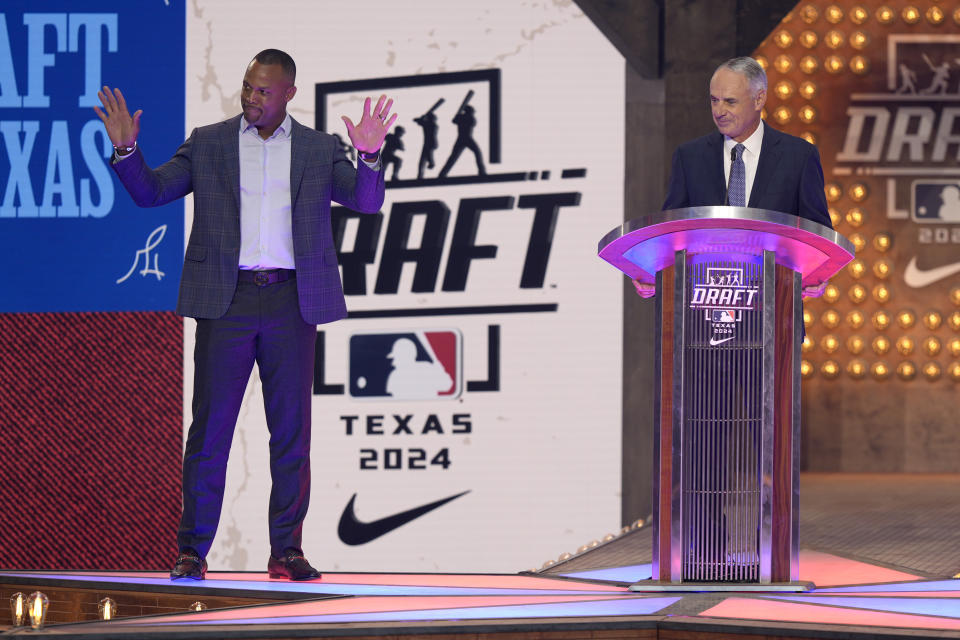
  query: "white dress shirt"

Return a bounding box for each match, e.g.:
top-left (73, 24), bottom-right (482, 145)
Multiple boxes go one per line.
top-left (239, 113), bottom-right (295, 270)
top-left (722, 122), bottom-right (764, 206)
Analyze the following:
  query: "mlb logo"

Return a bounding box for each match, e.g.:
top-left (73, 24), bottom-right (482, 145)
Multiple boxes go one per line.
top-left (912, 180), bottom-right (960, 223)
top-left (349, 330), bottom-right (462, 400)
top-left (705, 268), bottom-right (743, 287)
top-left (712, 309), bottom-right (737, 323)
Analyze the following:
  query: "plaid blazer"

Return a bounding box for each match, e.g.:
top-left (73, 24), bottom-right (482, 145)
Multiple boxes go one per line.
top-left (113, 115), bottom-right (384, 324)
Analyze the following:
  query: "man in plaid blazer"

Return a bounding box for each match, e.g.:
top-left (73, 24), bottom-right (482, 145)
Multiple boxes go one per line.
top-left (96, 49), bottom-right (395, 581)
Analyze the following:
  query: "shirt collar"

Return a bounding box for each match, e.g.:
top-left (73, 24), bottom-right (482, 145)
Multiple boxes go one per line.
top-left (724, 120), bottom-right (764, 157)
top-left (240, 112), bottom-right (293, 139)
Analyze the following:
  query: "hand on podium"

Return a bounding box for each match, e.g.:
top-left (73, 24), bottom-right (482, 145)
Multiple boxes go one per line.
top-left (632, 279), bottom-right (656, 299)
top-left (802, 282), bottom-right (828, 298)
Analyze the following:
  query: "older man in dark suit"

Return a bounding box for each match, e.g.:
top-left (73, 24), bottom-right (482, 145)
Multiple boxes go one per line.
top-left (635, 56), bottom-right (832, 299)
top-left (95, 49), bottom-right (395, 581)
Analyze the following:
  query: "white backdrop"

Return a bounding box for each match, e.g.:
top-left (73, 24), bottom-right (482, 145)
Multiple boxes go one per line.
top-left (180, 0), bottom-right (624, 573)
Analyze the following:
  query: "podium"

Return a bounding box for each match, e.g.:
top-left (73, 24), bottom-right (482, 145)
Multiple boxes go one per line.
top-left (598, 207), bottom-right (853, 589)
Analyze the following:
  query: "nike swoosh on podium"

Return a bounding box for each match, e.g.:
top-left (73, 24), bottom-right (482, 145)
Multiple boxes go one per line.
top-left (338, 490), bottom-right (471, 545)
top-left (904, 256), bottom-right (960, 288)
top-left (709, 336), bottom-right (735, 346)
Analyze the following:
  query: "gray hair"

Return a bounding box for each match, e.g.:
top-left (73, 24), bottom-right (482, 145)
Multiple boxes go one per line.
top-left (716, 57), bottom-right (767, 96)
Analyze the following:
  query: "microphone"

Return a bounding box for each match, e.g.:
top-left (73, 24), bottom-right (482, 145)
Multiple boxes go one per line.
top-left (723, 146), bottom-right (736, 206)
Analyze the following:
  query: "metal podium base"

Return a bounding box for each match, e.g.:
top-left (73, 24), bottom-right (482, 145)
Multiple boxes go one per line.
top-left (628, 580), bottom-right (815, 593)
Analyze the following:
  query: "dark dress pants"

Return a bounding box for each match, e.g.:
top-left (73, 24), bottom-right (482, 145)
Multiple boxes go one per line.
top-left (177, 276), bottom-right (316, 559)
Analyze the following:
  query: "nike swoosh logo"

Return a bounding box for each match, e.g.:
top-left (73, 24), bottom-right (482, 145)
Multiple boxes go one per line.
top-left (338, 490), bottom-right (470, 546)
top-left (709, 335), bottom-right (736, 346)
top-left (904, 256), bottom-right (960, 288)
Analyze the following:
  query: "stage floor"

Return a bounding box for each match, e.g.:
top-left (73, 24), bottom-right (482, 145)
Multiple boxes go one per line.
top-left (2, 473), bottom-right (959, 639)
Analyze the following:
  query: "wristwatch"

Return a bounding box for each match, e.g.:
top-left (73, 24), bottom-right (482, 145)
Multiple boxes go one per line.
top-left (114, 142), bottom-right (137, 155)
top-left (358, 149), bottom-right (379, 163)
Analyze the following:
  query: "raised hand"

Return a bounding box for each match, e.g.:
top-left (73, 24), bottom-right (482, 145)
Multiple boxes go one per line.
top-left (93, 86), bottom-right (141, 149)
top-left (341, 94), bottom-right (397, 154)
top-left (633, 279), bottom-right (656, 299)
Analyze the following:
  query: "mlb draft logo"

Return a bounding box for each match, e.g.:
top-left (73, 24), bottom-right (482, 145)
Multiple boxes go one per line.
top-left (349, 330), bottom-right (462, 400)
top-left (689, 267), bottom-right (759, 346)
top-left (912, 180), bottom-right (960, 223)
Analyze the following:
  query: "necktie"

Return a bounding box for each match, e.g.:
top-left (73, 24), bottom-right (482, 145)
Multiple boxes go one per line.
top-left (728, 143), bottom-right (746, 207)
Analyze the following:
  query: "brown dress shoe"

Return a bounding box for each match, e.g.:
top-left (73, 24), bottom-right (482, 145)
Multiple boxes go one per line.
top-left (267, 553), bottom-right (321, 581)
top-left (170, 551), bottom-right (207, 580)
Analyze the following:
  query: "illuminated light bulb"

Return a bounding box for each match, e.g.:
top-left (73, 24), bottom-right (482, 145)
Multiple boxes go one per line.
top-left (846, 310), bottom-right (865, 329)
top-left (631, 518), bottom-right (644, 529)
top-left (755, 55), bottom-right (769, 70)
top-left (825, 30), bottom-right (845, 49)
top-left (873, 232), bottom-right (892, 252)
top-left (897, 361), bottom-right (917, 380)
top-left (948, 338), bottom-right (960, 357)
top-left (798, 104), bottom-right (817, 123)
top-left (804, 308), bottom-right (815, 328)
top-left (897, 336), bottom-right (915, 356)
top-left (850, 6), bottom-right (869, 24)
top-left (950, 311), bottom-right (960, 332)
top-left (876, 6), bottom-right (896, 24)
top-left (99, 597), bottom-right (117, 621)
top-left (848, 183), bottom-right (868, 202)
top-left (774, 29), bottom-right (794, 48)
top-left (799, 30), bottom-right (819, 48)
top-left (850, 55), bottom-right (870, 75)
top-left (825, 55), bottom-right (845, 74)
top-left (775, 80), bottom-right (795, 100)
top-left (825, 183), bottom-right (842, 202)
top-left (845, 207), bottom-right (865, 227)
top-left (951, 287), bottom-right (960, 306)
top-left (821, 360), bottom-right (840, 379)
top-left (923, 361), bottom-right (942, 381)
top-left (799, 81), bottom-right (818, 100)
top-left (954, 7), bottom-right (960, 26)
top-left (848, 283), bottom-right (867, 304)
top-left (872, 310), bottom-right (892, 330)
top-left (774, 54), bottom-right (795, 74)
top-left (821, 309), bottom-right (840, 328)
top-left (828, 208), bottom-right (841, 227)
top-left (801, 131), bottom-right (817, 145)
top-left (850, 31), bottom-right (870, 49)
top-left (924, 336), bottom-right (942, 357)
top-left (587, 539), bottom-right (600, 548)
top-left (847, 233), bottom-right (866, 253)
top-left (926, 6), bottom-right (945, 25)
top-left (190, 601), bottom-right (208, 612)
top-left (825, 5), bottom-right (844, 23)
top-left (576, 544), bottom-right (589, 554)
top-left (847, 359), bottom-right (867, 379)
top-left (800, 4), bottom-right (820, 23)
top-left (823, 284), bottom-right (840, 303)
top-left (27, 592), bottom-right (48, 630)
top-left (620, 526), bottom-right (630, 535)
top-left (821, 334), bottom-right (840, 353)
top-left (602, 533), bottom-right (616, 543)
top-left (760, 108), bottom-right (768, 120)
top-left (847, 259), bottom-right (866, 278)
top-left (873, 259), bottom-right (892, 279)
top-left (800, 55), bottom-right (820, 74)
top-left (872, 283), bottom-right (891, 303)
top-left (897, 310), bottom-right (916, 329)
top-left (902, 6), bottom-right (921, 24)
top-left (802, 334), bottom-right (814, 353)
top-left (948, 362), bottom-right (960, 382)
top-left (923, 311), bottom-right (943, 330)
top-left (773, 106), bottom-right (792, 124)
top-left (872, 336), bottom-right (891, 355)
top-left (847, 334), bottom-right (865, 354)
top-left (541, 559), bottom-right (556, 569)
top-left (558, 552), bottom-right (572, 561)
top-left (10, 592), bottom-right (26, 627)
top-left (800, 359), bottom-right (815, 378)
top-left (871, 361), bottom-right (891, 380)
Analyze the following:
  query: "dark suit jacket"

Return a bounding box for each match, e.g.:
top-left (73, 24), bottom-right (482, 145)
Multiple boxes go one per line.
top-left (113, 115), bottom-right (384, 324)
top-left (661, 121), bottom-right (832, 228)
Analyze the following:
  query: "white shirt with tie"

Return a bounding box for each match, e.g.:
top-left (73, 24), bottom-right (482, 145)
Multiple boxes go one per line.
top-left (722, 122), bottom-right (764, 206)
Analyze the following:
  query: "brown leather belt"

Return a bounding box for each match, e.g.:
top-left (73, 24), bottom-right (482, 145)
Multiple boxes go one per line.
top-left (238, 269), bottom-right (295, 286)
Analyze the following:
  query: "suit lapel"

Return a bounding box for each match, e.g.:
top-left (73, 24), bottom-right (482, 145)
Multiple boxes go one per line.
top-left (706, 132), bottom-right (727, 204)
top-left (221, 116), bottom-right (241, 213)
top-left (289, 118), bottom-right (307, 210)
top-left (749, 122), bottom-right (781, 208)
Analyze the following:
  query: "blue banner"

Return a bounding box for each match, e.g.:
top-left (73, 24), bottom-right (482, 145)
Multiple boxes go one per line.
top-left (0, 1), bottom-right (185, 312)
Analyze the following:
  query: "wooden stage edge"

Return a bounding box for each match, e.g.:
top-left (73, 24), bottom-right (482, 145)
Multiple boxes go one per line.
top-left (2, 576), bottom-right (957, 640)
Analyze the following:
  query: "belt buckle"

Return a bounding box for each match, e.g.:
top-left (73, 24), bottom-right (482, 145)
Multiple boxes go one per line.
top-left (254, 271), bottom-right (270, 286)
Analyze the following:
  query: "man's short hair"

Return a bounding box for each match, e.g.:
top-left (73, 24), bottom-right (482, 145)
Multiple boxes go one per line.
top-left (717, 56), bottom-right (767, 96)
top-left (253, 49), bottom-right (296, 83)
